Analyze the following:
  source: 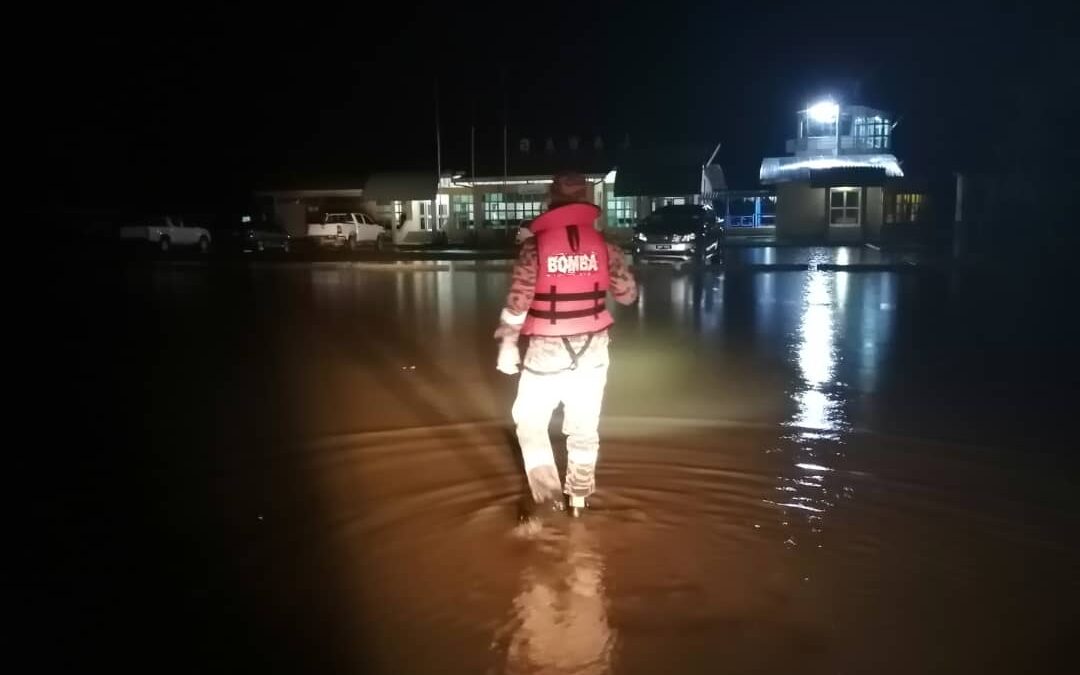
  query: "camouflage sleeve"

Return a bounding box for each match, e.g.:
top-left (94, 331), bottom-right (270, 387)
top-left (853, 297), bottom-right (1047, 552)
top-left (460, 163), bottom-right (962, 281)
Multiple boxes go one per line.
top-left (607, 242), bottom-right (638, 305)
top-left (494, 238), bottom-right (538, 341)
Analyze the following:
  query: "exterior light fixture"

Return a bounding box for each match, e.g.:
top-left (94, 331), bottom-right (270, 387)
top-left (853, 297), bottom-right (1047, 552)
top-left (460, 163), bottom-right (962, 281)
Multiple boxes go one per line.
top-left (807, 100), bottom-right (839, 123)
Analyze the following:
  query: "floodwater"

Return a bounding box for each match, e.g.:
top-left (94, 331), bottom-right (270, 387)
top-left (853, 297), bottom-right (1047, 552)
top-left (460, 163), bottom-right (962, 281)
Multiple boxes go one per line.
top-left (48, 254), bottom-right (1078, 674)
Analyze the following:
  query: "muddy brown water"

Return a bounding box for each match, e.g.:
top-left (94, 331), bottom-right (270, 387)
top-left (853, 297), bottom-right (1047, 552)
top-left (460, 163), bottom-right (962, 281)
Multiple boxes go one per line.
top-left (44, 259), bottom-right (1078, 674)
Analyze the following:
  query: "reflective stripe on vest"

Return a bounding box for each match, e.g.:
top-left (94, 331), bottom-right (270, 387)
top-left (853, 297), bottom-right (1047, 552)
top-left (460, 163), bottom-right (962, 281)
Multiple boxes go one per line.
top-left (528, 284), bottom-right (606, 323)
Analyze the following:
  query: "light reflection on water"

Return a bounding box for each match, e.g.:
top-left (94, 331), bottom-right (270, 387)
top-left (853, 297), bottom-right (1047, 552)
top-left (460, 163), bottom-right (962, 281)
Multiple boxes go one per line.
top-left (626, 265), bottom-right (900, 548)
top-left (497, 525), bottom-right (615, 675)
top-left (770, 269), bottom-right (899, 545)
top-left (775, 270), bottom-right (846, 542)
top-left (791, 270), bottom-right (842, 433)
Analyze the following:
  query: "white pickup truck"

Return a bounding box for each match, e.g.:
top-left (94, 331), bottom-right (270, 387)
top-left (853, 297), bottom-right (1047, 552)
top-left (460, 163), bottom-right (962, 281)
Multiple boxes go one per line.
top-left (120, 215), bottom-right (212, 253)
top-left (307, 212), bottom-right (389, 251)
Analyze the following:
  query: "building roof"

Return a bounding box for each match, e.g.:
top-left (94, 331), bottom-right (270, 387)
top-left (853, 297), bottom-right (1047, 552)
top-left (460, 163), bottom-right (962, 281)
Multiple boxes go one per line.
top-left (759, 154), bottom-right (904, 185)
top-left (466, 151), bottom-right (616, 179)
top-left (808, 166), bottom-right (888, 187)
top-left (255, 170), bottom-right (438, 202)
top-left (613, 144), bottom-right (719, 197)
top-left (363, 171), bottom-right (437, 202)
top-left (255, 169), bottom-right (370, 193)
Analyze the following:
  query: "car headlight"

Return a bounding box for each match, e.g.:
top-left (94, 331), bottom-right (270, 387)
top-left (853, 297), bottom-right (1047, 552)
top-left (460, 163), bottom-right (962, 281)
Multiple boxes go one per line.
top-left (635, 232), bottom-right (646, 242)
top-left (674, 233), bottom-right (697, 243)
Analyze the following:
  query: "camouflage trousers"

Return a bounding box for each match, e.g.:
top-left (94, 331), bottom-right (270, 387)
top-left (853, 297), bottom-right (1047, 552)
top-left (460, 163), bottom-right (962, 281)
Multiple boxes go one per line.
top-left (512, 364), bottom-right (609, 501)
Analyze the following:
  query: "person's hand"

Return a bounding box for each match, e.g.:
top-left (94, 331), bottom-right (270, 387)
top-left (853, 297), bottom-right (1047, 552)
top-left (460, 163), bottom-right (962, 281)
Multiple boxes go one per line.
top-left (496, 342), bottom-right (521, 375)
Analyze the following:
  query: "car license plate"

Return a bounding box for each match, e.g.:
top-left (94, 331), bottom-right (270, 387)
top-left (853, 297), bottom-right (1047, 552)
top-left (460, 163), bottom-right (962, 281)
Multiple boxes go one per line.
top-left (654, 244), bottom-right (671, 250)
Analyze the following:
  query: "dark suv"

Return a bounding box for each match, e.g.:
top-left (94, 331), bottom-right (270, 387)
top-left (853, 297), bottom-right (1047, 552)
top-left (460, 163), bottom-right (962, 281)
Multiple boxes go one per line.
top-left (633, 205), bottom-right (723, 264)
top-left (209, 212), bottom-right (291, 254)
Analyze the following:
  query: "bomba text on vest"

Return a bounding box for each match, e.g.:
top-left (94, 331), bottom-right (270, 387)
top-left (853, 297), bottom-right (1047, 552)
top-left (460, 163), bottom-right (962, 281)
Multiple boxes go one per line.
top-left (546, 252), bottom-right (600, 275)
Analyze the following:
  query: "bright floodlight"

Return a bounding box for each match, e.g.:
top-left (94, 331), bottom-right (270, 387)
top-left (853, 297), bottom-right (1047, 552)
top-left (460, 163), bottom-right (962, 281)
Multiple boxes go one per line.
top-left (807, 100), bottom-right (839, 123)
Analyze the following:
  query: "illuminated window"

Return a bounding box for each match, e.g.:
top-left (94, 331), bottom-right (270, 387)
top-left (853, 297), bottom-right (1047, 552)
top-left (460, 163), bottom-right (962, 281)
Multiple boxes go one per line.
top-left (483, 193), bottom-right (502, 226)
top-left (853, 116), bottom-right (891, 150)
top-left (483, 190), bottom-right (544, 226)
top-left (895, 193), bottom-right (923, 222)
top-left (418, 201), bottom-right (430, 230)
top-left (451, 194), bottom-right (474, 227)
top-left (806, 118), bottom-right (836, 138)
top-left (482, 192), bottom-right (543, 227)
top-left (605, 197), bottom-right (637, 227)
top-left (829, 187), bottom-right (861, 225)
top-left (656, 197), bottom-right (687, 209)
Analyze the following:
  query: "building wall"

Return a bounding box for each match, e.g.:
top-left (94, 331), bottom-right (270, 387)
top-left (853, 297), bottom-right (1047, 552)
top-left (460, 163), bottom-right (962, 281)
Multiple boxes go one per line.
top-left (275, 200), bottom-right (307, 237)
top-left (357, 198), bottom-right (439, 244)
top-left (434, 176), bottom-right (697, 239)
top-left (775, 182), bottom-right (827, 238)
top-left (436, 176), bottom-right (608, 238)
top-left (864, 186), bottom-right (884, 239)
top-left (266, 195), bottom-right (369, 237)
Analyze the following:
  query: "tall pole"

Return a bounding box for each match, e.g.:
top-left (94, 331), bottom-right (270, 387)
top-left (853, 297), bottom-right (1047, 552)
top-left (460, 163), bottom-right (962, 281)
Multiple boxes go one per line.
top-left (434, 77), bottom-right (442, 180)
top-left (470, 123), bottom-right (476, 229)
top-left (834, 102), bottom-right (841, 157)
top-left (501, 67), bottom-right (508, 186)
top-left (501, 68), bottom-right (509, 239)
top-left (434, 77), bottom-right (442, 232)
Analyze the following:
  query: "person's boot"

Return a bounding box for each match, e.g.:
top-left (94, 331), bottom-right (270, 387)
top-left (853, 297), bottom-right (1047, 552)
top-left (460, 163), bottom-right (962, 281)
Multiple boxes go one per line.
top-left (568, 495), bottom-right (587, 518)
top-left (520, 467), bottom-right (565, 525)
top-left (518, 493), bottom-right (566, 525)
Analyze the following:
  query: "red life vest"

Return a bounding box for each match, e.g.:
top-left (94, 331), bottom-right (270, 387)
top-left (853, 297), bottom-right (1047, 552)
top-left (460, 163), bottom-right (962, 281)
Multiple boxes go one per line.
top-left (522, 203), bottom-right (614, 337)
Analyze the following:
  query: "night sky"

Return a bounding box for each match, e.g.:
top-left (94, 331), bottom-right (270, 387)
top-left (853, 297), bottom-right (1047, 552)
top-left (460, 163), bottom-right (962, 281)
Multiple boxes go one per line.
top-left (20, 1), bottom-right (1075, 210)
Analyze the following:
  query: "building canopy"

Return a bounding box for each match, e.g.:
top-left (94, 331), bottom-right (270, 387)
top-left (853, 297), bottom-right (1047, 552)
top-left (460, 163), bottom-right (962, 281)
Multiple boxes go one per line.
top-left (759, 154), bottom-right (903, 185)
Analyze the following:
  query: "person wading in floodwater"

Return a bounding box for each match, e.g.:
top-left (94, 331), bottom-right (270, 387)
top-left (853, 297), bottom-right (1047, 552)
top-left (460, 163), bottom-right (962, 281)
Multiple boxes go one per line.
top-left (495, 170), bottom-right (638, 521)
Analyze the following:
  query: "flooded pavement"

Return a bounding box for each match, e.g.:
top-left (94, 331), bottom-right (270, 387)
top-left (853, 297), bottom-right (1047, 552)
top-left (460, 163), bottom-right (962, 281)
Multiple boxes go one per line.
top-left (722, 244), bottom-right (925, 268)
top-left (50, 260), bottom-right (1078, 674)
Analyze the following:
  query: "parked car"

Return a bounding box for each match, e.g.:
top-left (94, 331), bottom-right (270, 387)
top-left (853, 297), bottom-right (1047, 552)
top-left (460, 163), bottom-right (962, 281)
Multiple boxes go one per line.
top-left (307, 212), bottom-right (389, 251)
top-left (120, 215), bottom-right (212, 253)
top-left (212, 214), bottom-right (291, 253)
top-left (633, 205), bottom-right (723, 264)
